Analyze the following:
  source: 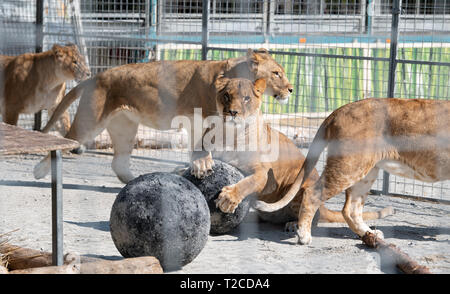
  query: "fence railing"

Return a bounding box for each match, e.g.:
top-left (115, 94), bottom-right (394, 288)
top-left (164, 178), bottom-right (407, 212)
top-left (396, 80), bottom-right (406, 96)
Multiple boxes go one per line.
top-left (0, 0), bottom-right (449, 201)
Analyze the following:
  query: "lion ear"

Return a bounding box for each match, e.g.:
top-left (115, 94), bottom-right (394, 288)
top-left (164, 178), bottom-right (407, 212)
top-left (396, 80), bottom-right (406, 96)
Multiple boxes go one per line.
top-left (246, 49), bottom-right (264, 73)
top-left (66, 43), bottom-right (79, 50)
top-left (254, 48), bottom-right (269, 55)
top-left (254, 78), bottom-right (266, 95)
top-left (214, 74), bottom-right (229, 93)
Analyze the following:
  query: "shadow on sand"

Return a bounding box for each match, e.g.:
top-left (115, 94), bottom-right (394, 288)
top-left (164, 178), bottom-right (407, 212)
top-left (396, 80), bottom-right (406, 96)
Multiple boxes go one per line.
top-left (0, 180), bottom-right (121, 193)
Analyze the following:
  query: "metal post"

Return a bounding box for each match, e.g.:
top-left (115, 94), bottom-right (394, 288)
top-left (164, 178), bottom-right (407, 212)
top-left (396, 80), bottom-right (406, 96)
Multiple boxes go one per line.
top-left (145, 0), bottom-right (150, 37)
top-left (366, 0), bottom-right (373, 35)
top-left (70, 0), bottom-right (90, 68)
top-left (157, 0), bottom-right (162, 35)
top-left (267, 0), bottom-right (275, 37)
top-left (51, 150), bottom-right (63, 266)
top-left (262, 0), bottom-right (269, 42)
top-left (34, 0), bottom-right (44, 131)
top-left (387, 0), bottom-right (400, 98)
top-left (35, 0), bottom-right (44, 53)
top-left (382, 0), bottom-right (401, 195)
top-left (201, 0), bottom-right (210, 60)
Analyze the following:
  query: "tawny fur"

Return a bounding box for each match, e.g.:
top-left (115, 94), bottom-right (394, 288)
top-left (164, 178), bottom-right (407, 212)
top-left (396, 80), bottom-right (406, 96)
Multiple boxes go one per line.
top-left (255, 98), bottom-right (450, 244)
top-left (34, 49), bottom-right (293, 183)
top-left (205, 80), bottom-right (394, 225)
top-left (0, 44), bottom-right (90, 135)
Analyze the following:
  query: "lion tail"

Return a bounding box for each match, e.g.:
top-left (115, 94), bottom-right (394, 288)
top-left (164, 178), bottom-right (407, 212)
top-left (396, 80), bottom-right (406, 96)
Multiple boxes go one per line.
top-left (253, 115), bottom-right (331, 213)
top-left (41, 80), bottom-right (88, 133)
top-left (318, 206), bottom-right (395, 223)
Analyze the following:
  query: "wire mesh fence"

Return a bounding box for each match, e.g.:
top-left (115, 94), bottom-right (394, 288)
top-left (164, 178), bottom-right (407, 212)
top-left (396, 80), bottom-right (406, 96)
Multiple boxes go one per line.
top-left (0, 0), bottom-right (448, 200)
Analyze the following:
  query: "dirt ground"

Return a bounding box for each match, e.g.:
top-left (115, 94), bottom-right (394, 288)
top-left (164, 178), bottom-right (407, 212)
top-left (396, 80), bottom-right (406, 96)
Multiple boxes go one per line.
top-left (0, 152), bottom-right (449, 274)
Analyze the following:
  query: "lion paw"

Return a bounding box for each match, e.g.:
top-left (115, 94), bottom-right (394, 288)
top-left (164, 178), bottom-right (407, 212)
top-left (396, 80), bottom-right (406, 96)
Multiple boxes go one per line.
top-left (296, 227), bottom-right (312, 245)
top-left (284, 221), bottom-right (298, 233)
top-left (215, 185), bottom-right (241, 213)
top-left (34, 157), bottom-right (51, 179)
top-left (369, 228), bottom-right (385, 240)
top-left (191, 155), bottom-right (214, 179)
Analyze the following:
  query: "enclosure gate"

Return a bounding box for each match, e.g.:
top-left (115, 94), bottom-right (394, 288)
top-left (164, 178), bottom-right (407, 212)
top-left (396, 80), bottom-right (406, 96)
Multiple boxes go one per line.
top-left (0, 0), bottom-right (449, 201)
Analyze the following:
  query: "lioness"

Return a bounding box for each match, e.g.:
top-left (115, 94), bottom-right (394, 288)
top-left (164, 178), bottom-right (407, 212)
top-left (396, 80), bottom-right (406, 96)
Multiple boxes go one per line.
top-left (255, 98), bottom-right (450, 245)
top-left (34, 49), bottom-right (293, 183)
top-left (0, 44), bottom-right (90, 134)
top-left (200, 79), bottom-right (393, 225)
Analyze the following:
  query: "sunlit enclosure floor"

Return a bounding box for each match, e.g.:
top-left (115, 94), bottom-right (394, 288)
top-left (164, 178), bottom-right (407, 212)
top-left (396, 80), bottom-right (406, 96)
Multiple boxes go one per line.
top-left (0, 153), bottom-right (448, 274)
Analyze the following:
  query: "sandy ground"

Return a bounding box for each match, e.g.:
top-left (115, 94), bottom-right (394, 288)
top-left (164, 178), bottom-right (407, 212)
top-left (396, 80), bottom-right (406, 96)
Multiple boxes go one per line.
top-left (0, 152), bottom-right (449, 274)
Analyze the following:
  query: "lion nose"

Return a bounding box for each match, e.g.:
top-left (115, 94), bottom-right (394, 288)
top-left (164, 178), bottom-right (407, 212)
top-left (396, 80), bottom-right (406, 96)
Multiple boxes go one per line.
top-left (229, 110), bottom-right (238, 117)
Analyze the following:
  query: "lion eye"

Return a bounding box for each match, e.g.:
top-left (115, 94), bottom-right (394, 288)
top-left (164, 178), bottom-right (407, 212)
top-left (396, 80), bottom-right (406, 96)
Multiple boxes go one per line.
top-left (224, 93), bottom-right (231, 102)
top-left (273, 71), bottom-right (280, 77)
top-left (243, 96), bottom-right (251, 103)
top-left (73, 60), bottom-right (78, 65)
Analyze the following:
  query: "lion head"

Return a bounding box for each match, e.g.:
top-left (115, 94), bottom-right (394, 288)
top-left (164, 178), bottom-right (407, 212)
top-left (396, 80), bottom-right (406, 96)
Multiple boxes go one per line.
top-left (225, 48), bottom-right (293, 105)
top-left (214, 77), bottom-right (266, 127)
top-left (52, 43), bottom-right (91, 82)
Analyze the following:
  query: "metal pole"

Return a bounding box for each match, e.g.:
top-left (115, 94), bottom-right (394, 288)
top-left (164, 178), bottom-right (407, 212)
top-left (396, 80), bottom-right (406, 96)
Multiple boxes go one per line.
top-left (34, 0), bottom-right (44, 131)
top-left (267, 0), bottom-right (275, 38)
top-left (201, 0), bottom-right (210, 60)
top-left (51, 150), bottom-right (63, 266)
top-left (145, 0), bottom-right (150, 37)
top-left (262, 0), bottom-right (269, 42)
top-left (70, 0), bottom-right (90, 68)
top-left (35, 0), bottom-right (43, 53)
top-left (382, 0), bottom-right (401, 195)
top-left (387, 0), bottom-right (400, 98)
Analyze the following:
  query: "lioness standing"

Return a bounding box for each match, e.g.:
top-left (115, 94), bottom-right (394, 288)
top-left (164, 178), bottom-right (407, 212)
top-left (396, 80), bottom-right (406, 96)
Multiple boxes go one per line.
top-left (34, 49), bottom-right (293, 183)
top-left (256, 98), bottom-right (450, 245)
top-left (0, 44), bottom-right (90, 134)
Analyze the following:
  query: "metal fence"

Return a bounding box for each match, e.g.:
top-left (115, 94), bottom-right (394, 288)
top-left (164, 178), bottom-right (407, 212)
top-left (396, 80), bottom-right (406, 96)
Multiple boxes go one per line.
top-left (0, 0), bottom-right (449, 201)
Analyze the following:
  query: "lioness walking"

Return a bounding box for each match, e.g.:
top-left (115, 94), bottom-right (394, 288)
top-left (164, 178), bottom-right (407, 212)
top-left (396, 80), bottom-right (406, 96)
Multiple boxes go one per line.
top-left (34, 49), bottom-right (293, 183)
top-left (0, 44), bottom-right (90, 135)
top-left (255, 98), bottom-right (450, 245)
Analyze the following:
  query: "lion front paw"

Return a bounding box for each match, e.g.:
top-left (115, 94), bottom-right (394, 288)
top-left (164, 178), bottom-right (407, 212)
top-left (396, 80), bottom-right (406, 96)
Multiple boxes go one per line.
top-left (215, 185), bottom-right (241, 213)
top-left (191, 154), bottom-right (215, 179)
top-left (296, 227), bottom-right (312, 245)
top-left (368, 228), bottom-right (385, 240)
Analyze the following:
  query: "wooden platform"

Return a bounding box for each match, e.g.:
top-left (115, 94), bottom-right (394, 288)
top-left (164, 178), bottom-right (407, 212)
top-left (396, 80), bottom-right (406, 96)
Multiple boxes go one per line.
top-left (0, 122), bottom-right (79, 266)
top-left (0, 122), bottom-right (79, 155)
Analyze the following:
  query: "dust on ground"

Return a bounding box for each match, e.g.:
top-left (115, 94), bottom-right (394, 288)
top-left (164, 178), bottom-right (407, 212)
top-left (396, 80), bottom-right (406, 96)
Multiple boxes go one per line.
top-left (0, 152), bottom-right (449, 274)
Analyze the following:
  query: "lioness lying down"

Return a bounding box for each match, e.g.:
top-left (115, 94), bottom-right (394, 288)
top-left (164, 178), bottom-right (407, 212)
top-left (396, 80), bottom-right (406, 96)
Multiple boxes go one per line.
top-left (199, 78), bottom-right (393, 225)
top-left (255, 98), bottom-right (450, 245)
top-left (0, 44), bottom-right (90, 135)
top-left (34, 49), bottom-right (293, 183)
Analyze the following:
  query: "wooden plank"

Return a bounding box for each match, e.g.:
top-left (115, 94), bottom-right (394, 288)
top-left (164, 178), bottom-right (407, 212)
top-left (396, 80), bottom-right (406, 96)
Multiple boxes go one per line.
top-left (0, 123), bottom-right (79, 155)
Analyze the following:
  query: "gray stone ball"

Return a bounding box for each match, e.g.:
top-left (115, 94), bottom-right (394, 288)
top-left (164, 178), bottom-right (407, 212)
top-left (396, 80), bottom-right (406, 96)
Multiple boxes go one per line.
top-left (109, 172), bottom-right (210, 271)
top-left (182, 160), bottom-right (251, 234)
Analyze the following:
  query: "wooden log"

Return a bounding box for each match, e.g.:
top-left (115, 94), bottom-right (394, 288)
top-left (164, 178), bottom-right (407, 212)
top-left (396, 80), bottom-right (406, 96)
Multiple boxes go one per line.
top-left (362, 232), bottom-right (432, 274)
top-left (77, 256), bottom-right (163, 274)
top-left (9, 256), bottom-right (163, 274)
top-left (1, 244), bottom-right (53, 270)
top-left (9, 264), bottom-right (79, 274)
top-left (0, 244), bottom-right (98, 270)
top-left (2, 244), bottom-right (163, 274)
